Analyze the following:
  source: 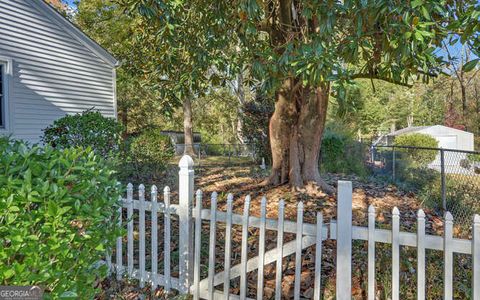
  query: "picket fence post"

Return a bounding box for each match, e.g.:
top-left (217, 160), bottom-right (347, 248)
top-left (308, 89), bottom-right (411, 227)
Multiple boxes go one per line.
top-left (178, 155), bottom-right (195, 294)
top-left (337, 181), bottom-right (352, 300)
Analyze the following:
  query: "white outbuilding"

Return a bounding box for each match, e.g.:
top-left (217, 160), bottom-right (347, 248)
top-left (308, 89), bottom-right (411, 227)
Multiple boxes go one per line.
top-left (386, 125), bottom-right (475, 151)
top-left (385, 125), bottom-right (475, 173)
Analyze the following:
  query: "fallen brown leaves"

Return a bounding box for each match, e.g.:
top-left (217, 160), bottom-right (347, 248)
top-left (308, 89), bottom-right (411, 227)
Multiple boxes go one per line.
top-left (100, 164), bottom-right (457, 299)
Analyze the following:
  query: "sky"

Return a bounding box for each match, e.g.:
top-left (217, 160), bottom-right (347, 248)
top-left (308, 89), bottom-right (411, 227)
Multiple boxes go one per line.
top-left (64, 0), bottom-right (76, 9)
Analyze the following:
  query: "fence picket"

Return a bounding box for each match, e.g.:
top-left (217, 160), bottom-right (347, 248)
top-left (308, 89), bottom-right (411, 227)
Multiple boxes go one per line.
top-left (444, 212), bottom-right (453, 300)
top-left (392, 207), bottom-right (400, 300)
top-left (224, 194), bottom-right (234, 300)
top-left (208, 192), bottom-right (218, 300)
top-left (473, 215), bottom-right (480, 300)
top-left (106, 251), bottom-right (112, 276)
top-left (139, 184), bottom-right (146, 288)
top-left (257, 196), bottom-right (267, 300)
top-left (240, 195), bottom-right (251, 300)
top-left (116, 203), bottom-right (123, 280)
top-left (275, 200), bottom-right (285, 300)
top-left (368, 205), bottom-right (375, 300)
top-left (127, 183), bottom-right (134, 277)
top-left (178, 155), bottom-right (195, 293)
top-left (116, 175), bottom-right (480, 299)
top-left (336, 181), bottom-right (352, 300)
top-left (163, 186), bottom-right (171, 292)
top-left (313, 212), bottom-right (323, 300)
top-left (193, 190), bottom-right (202, 300)
top-left (417, 209), bottom-right (426, 300)
top-left (151, 185), bottom-right (158, 289)
top-left (294, 202), bottom-right (304, 300)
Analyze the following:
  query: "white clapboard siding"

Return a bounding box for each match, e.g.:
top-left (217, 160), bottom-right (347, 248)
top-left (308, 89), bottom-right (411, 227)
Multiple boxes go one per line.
top-left (115, 156), bottom-right (480, 300)
top-left (0, 0), bottom-right (116, 143)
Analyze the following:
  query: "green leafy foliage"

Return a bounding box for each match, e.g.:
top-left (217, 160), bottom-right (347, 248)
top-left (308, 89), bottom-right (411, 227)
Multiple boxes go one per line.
top-left (42, 110), bottom-right (123, 158)
top-left (467, 152), bottom-right (480, 162)
top-left (320, 127), bottom-right (368, 176)
top-left (75, 0), bottom-right (180, 132)
top-left (0, 138), bottom-right (121, 298)
top-left (394, 133), bottom-right (439, 166)
top-left (122, 130), bottom-right (174, 181)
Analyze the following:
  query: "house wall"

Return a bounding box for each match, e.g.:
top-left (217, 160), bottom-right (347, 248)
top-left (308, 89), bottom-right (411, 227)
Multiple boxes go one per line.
top-left (0, 0), bottom-right (116, 143)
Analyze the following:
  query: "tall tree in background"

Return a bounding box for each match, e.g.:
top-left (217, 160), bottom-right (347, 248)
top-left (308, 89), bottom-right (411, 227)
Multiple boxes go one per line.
top-left (120, 1), bottom-right (239, 156)
top-left (128, 0), bottom-right (479, 192)
top-left (75, 0), bottom-right (179, 136)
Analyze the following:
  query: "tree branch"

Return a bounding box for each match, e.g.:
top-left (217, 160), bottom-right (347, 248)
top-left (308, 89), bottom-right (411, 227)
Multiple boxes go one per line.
top-left (351, 73), bottom-right (413, 88)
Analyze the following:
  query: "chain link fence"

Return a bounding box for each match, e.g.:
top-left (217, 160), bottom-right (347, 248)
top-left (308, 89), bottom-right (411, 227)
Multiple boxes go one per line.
top-left (174, 143), bottom-right (258, 169)
top-left (371, 145), bottom-right (480, 226)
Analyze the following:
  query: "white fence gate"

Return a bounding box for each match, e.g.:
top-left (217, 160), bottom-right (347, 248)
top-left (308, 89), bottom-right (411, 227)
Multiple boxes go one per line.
top-left (110, 155), bottom-right (480, 299)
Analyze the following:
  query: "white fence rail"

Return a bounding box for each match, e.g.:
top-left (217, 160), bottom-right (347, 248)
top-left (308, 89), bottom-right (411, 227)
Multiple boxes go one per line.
top-left (111, 155), bottom-right (480, 299)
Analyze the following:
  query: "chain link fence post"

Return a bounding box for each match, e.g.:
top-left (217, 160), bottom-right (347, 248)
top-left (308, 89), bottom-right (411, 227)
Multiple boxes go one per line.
top-left (392, 145), bottom-right (396, 182)
top-left (440, 148), bottom-right (447, 211)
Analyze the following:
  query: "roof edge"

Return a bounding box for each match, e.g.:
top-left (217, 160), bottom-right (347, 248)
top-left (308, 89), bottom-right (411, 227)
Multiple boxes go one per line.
top-left (32, 1), bottom-right (118, 67)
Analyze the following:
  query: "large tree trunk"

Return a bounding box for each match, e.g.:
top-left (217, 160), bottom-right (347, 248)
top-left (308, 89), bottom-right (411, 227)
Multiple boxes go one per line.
top-left (183, 98), bottom-right (196, 156)
top-left (264, 78), bottom-right (335, 194)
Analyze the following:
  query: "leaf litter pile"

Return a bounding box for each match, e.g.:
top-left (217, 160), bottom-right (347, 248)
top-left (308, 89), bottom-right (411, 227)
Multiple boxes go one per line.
top-left (97, 163), bottom-right (474, 299)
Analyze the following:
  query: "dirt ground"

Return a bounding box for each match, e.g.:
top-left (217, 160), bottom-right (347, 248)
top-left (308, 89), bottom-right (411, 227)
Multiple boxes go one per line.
top-left (98, 160), bottom-right (462, 300)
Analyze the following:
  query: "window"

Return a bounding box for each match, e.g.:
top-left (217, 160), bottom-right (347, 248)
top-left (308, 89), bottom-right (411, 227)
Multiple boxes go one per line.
top-left (0, 57), bottom-right (11, 130)
top-left (0, 64), bottom-right (4, 128)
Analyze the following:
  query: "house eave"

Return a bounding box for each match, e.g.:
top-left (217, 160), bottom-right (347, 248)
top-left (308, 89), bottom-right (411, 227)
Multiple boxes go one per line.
top-left (32, 1), bottom-right (119, 68)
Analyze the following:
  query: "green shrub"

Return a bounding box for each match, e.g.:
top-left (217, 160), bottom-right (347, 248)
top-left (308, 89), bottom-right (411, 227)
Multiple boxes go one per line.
top-left (320, 127), bottom-right (368, 176)
top-left (0, 138), bottom-right (121, 298)
top-left (394, 133), bottom-right (438, 166)
top-left (419, 174), bottom-right (480, 220)
top-left (467, 152), bottom-right (480, 162)
top-left (42, 110), bottom-right (123, 158)
top-left (124, 130), bottom-right (174, 180)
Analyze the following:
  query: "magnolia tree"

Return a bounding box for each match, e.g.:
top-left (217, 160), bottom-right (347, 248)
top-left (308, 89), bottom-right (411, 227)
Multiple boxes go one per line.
top-left (127, 0), bottom-right (479, 192)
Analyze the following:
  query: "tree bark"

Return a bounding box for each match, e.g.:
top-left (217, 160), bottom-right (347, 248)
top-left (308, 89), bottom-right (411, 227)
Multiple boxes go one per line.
top-left (183, 97), bottom-right (196, 156)
top-left (264, 79), bottom-right (335, 194)
top-left (236, 73), bottom-right (246, 144)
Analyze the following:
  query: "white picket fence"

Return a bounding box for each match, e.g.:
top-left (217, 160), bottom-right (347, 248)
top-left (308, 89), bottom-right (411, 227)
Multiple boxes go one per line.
top-left (110, 155), bottom-right (480, 299)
